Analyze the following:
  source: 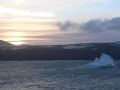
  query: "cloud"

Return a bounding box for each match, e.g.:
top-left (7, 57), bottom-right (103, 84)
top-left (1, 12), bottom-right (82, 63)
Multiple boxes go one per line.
top-left (0, 0), bottom-right (110, 12)
top-left (0, 5), bottom-right (57, 32)
top-left (58, 17), bottom-right (120, 33)
top-left (0, 5), bottom-right (55, 18)
top-left (81, 17), bottom-right (120, 32)
top-left (57, 21), bottom-right (79, 31)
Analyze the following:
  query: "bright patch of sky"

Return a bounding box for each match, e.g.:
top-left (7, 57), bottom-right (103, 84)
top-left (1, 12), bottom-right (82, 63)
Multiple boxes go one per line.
top-left (58, 0), bottom-right (120, 21)
top-left (0, 0), bottom-right (120, 45)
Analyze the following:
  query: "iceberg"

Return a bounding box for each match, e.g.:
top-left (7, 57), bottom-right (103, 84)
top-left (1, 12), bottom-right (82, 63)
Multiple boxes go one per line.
top-left (86, 58), bottom-right (99, 66)
top-left (86, 53), bottom-right (115, 67)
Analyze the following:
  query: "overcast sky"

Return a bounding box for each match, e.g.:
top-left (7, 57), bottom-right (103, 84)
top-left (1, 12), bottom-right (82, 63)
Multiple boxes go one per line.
top-left (0, 0), bottom-right (120, 45)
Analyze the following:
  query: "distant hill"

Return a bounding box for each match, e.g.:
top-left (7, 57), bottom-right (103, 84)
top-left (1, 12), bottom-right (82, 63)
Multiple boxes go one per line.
top-left (0, 40), bottom-right (120, 60)
top-left (0, 40), bottom-right (12, 46)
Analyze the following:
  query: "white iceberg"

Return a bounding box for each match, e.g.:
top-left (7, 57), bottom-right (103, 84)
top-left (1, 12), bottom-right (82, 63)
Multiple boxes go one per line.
top-left (86, 53), bottom-right (115, 67)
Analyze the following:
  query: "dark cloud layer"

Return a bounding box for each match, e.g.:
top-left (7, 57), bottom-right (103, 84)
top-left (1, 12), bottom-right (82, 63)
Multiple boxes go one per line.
top-left (58, 17), bottom-right (120, 33)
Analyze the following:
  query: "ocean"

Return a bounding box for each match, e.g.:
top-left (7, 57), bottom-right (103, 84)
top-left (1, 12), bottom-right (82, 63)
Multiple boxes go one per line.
top-left (0, 60), bottom-right (120, 90)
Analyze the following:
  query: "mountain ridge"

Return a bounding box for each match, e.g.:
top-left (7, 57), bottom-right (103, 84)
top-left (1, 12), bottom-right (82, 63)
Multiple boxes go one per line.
top-left (0, 40), bottom-right (119, 60)
top-left (0, 40), bottom-right (12, 46)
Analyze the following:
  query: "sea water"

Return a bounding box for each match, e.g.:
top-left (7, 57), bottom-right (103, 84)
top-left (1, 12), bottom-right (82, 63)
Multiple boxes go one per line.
top-left (0, 60), bottom-right (120, 90)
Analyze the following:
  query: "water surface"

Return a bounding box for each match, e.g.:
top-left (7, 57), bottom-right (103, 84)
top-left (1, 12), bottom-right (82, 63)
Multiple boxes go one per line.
top-left (0, 60), bottom-right (120, 90)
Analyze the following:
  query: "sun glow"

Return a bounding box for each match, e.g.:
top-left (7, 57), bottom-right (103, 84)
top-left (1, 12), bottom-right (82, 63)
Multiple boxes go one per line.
top-left (10, 41), bottom-right (24, 45)
top-left (4, 32), bottom-right (25, 45)
top-left (7, 37), bottom-right (24, 45)
top-left (0, 2), bottom-right (57, 45)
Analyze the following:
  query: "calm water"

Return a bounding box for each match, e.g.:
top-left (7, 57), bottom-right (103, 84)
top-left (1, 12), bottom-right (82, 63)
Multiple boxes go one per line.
top-left (0, 60), bottom-right (120, 90)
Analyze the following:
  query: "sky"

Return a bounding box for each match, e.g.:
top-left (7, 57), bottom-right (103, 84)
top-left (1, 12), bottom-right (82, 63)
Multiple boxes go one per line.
top-left (0, 0), bottom-right (120, 45)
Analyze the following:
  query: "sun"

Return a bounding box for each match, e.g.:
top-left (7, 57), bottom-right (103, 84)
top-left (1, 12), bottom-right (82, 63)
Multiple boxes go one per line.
top-left (4, 32), bottom-right (25, 45)
top-left (10, 41), bottom-right (24, 45)
top-left (8, 37), bottom-right (24, 45)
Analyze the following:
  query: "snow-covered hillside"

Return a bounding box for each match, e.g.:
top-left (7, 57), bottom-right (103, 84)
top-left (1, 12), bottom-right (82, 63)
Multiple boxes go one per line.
top-left (63, 44), bottom-right (94, 49)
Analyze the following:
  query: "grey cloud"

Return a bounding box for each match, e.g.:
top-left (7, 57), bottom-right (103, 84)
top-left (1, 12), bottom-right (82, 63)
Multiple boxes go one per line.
top-left (58, 17), bottom-right (120, 32)
top-left (108, 17), bottom-right (120, 30)
top-left (58, 21), bottom-right (80, 31)
top-left (81, 19), bottom-right (106, 32)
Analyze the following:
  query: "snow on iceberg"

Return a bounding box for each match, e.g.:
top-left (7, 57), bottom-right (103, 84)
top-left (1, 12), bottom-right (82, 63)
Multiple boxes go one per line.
top-left (86, 53), bottom-right (115, 67)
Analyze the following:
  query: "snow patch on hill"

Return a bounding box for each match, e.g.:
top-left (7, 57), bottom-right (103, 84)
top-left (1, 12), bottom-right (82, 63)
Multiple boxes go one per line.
top-left (63, 44), bottom-right (94, 49)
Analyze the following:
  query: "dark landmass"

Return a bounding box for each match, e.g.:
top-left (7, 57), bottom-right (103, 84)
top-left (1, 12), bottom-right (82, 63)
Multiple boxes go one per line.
top-left (0, 40), bottom-right (120, 60)
top-left (0, 40), bottom-right (12, 46)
